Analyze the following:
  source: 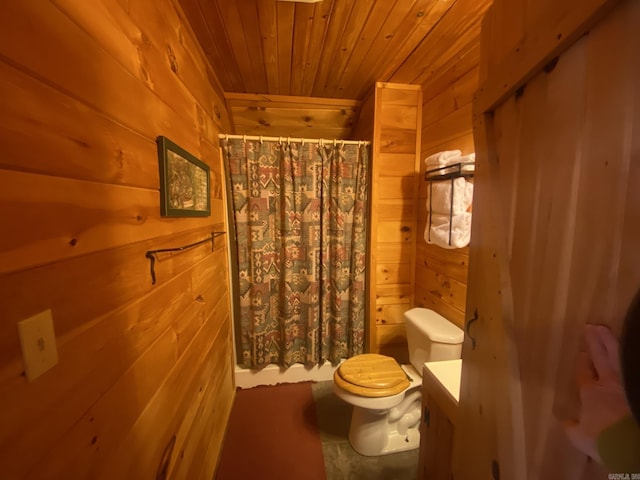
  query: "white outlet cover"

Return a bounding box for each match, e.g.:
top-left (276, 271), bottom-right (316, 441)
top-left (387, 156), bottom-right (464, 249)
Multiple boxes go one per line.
top-left (17, 309), bottom-right (59, 382)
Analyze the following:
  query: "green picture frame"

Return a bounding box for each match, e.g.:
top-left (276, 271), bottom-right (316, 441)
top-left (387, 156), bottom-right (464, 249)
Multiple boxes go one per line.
top-left (157, 136), bottom-right (211, 217)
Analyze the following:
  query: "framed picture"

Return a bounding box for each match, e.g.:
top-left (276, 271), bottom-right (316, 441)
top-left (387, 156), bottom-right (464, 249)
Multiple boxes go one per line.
top-left (157, 136), bottom-right (210, 217)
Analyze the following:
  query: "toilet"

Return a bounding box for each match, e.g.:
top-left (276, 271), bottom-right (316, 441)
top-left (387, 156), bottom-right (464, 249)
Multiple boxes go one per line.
top-left (333, 307), bottom-right (464, 456)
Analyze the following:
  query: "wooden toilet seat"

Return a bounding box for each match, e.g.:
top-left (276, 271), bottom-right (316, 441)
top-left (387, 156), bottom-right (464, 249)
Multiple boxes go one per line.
top-left (334, 353), bottom-right (410, 397)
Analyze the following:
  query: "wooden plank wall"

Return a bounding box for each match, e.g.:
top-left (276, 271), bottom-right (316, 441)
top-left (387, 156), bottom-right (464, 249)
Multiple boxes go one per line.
top-left (414, 1), bottom-right (487, 329)
top-left (225, 92), bottom-right (361, 139)
top-left (368, 83), bottom-right (422, 362)
top-left (0, 1), bottom-right (235, 478)
top-left (349, 87), bottom-right (375, 142)
top-left (454, 0), bottom-right (638, 478)
top-left (178, 0), bottom-right (461, 100)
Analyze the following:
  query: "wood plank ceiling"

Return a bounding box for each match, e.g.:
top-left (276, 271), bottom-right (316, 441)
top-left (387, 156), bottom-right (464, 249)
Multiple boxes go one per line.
top-left (179, 0), bottom-right (488, 100)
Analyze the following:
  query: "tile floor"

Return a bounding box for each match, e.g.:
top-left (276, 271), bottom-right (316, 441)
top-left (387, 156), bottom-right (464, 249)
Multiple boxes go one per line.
top-left (311, 381), bottom-right (419, 480)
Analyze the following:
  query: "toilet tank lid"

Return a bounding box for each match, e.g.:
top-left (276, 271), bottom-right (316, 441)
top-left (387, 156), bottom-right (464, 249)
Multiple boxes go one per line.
top-left (405, 308), bottom-right (464, 344)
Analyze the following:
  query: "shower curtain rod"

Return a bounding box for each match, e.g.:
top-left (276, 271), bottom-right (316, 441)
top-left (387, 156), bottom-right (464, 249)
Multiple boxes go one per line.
top-left (219, 133), bottom-right (370, 146)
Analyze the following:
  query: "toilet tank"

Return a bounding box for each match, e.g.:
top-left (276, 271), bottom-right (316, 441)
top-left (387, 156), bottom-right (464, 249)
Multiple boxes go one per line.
top-left (404, 308), bottom-right (464, 372)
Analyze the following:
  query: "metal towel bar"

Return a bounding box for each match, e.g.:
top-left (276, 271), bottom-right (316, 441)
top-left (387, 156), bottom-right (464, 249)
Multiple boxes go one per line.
top-left (145, 231), bottom-right (226, 284)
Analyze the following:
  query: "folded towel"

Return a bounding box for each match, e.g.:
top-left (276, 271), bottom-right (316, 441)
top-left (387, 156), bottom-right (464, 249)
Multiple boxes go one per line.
top-left (424, 150), bottom-right (462, 169)
top-left (427, 177), bottom-right (473, 215)
top-left (459, 153), bottom-right (476, 172)
top-left (425, 150), bottom-right (477, 175)
top-left (425, 212), bottom-right (472, 249)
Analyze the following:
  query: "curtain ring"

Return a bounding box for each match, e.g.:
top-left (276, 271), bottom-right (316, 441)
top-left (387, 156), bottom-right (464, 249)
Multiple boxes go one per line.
top-left (259, 136), bottom-right (263, 145)
top-left (287, 136), bottom-right (290, 146)
top-left (301, 138), bottom-right (305, 146)
top-left (333, 139), bottom-right (337, 147)
top-left (279, 136), bottom-right (283, 145)
top-left (242, 134), bottom-right (247, 143)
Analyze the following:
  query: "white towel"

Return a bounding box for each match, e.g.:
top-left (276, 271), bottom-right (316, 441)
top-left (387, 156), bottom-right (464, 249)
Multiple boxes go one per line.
top-left (425, 212), bottom-right (472, 249)
top-left (424, 150), bottom-right (461, 169)
top-left (459, 153), bottom-right (476, 172)
top-left (426, 177), bottom-right (473, 215)
top-left (425, 150), bottom-right (477, 174)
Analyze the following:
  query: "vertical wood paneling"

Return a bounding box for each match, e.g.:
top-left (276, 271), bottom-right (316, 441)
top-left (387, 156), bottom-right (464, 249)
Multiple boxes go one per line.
top-left (348, 0), bottom-right (453, 99)
top-left (214, 1), bottom-right (260, 94)
top-left (310, 0), bottom-right (355, 97)
top-left (298, 0), bottom-right (335, 97)
top-left (179, 0), bottom-right (488, 102)
top-left (320, 0), bottom-right (376, 96)
top-left (327, 0), bottom-right (398, 98)
top-left (180, 0), bottom-right (242, 92)
top-left (235, 1), bottom-right (269, 94)
top-left (419, 392), bottom-right (455, 480)
top-left (256, 0), bottom-right (279, 94)
top-left (341, 0), bottom-right (420, 98)
top-left (389, 0), bottom-right (490, 86)
top-left (289, 2), bottom-right (316, 96)
top-left (377, 0), bottom-right (454, 82)
top-left (0, 1), bottom-right (234, 478)
top-left (276, 2), bottom-right (295, 95)
top-left (369, 83), bottom-right (422, 361)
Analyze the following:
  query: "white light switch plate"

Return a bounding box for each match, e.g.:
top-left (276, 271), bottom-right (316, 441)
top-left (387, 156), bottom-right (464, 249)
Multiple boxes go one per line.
top-left (17, 309), bottom-right (59, 382)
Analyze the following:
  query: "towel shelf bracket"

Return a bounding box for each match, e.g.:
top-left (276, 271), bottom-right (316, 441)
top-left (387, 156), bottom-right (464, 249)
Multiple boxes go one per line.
top-left (424, 161), bottom-right (475, 182)
top-left (424, 162), bottom-right (474, 247)
top-left (145, 231), bottom-right (226, 285)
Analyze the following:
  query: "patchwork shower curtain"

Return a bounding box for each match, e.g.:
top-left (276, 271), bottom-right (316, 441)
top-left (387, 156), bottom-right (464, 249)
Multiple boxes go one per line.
top-left (222, 138), bottom-right (369, 370)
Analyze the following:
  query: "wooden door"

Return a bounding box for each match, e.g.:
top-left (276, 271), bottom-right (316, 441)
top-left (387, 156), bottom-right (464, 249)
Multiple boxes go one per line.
top-left (454, 0), bottom-right (640, 478)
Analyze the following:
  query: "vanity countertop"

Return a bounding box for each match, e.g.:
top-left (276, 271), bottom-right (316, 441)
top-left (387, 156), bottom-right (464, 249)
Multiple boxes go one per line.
top-left (422, 359), bottom-right (462, 424)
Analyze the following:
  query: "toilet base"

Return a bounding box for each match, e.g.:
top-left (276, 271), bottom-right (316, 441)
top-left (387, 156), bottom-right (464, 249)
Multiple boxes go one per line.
top-left (347, 390), bottom-right (422, 456)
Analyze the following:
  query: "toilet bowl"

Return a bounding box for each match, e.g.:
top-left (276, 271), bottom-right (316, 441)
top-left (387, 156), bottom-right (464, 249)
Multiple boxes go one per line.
top-left (333, 308), bottom-right (463, 456)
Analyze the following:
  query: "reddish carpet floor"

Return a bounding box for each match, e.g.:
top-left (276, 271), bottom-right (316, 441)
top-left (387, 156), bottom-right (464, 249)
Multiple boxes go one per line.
top-left (215, 382), bottom-right (326, 480)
